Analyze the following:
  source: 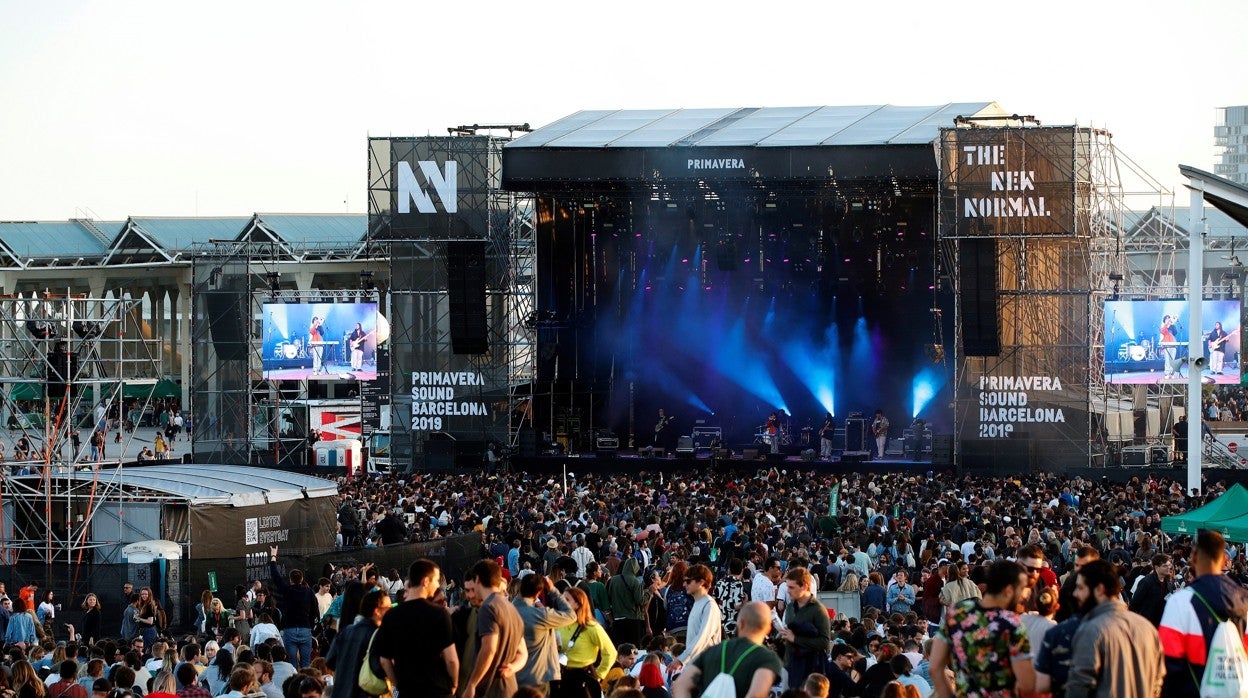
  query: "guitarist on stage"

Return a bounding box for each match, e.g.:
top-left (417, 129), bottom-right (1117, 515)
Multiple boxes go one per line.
top-left (871, 409), bottom-right (889, 460)
top-left (654, 408), bottom-right (672, 455)
top-left (1207, 321), bottom-right (1235, 375)
top-left (347, 322), bottom-right (370, 371)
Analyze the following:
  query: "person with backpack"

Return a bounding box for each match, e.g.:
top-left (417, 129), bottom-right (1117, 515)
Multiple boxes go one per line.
top-left (1159, 529), bottom-right (1248, 697)
top-left (670, 601), bottom-right (782, 698)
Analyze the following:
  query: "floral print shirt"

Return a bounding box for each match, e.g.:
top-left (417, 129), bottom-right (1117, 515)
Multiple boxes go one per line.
top-left (937, 599), bottom-right (1030, 697)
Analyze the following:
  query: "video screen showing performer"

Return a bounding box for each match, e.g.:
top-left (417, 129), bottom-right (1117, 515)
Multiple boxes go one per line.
top-left (261, 302), bottom-right (379, 381)
top-left (1103, 299), bottom-right (1240, 384)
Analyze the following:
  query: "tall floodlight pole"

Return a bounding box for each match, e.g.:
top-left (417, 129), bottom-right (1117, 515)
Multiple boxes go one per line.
top-left (1187, 181), bottom-right (1204, 495)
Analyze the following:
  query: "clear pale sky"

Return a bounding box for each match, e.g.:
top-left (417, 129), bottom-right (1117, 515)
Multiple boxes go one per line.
top-left (1, 0), bottom-right (1244, 221)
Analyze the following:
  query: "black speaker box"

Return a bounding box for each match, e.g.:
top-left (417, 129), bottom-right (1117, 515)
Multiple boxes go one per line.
top-left (959, 238), bottom-right (1000, 356)
top-left (204, 290), bottom-right (249, 361)
top-left (446, 241), bottom-right (488, 354)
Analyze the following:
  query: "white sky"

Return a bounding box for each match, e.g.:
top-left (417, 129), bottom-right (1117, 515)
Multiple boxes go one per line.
top-left (1, 0), bottom-right (1245, 221)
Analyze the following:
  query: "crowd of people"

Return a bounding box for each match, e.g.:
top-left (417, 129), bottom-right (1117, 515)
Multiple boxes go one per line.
top-left (2, 465), bottom-right (1248, 697)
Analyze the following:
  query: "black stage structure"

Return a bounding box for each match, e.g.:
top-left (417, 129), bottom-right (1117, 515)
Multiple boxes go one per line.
top-left (501, 105), bottom-right (1014, 466)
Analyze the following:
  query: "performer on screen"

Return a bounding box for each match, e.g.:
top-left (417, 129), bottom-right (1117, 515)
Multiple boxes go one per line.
top-left (309, 316), bottom-right (324, 374)
top-left (871, 408), bottom-right (889, 460)
top-left (819, 412), bottom-right (835, 460)
top-left (348, 322), bottom-right (368, 371)
top-left (1208, 321), bottom-right (1234, 375)
top-left (1160, 315), bottom-right (1178, 377)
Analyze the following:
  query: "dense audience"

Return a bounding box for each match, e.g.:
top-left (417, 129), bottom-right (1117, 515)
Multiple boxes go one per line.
top-left (4, 466), bottom-right (1248, 698)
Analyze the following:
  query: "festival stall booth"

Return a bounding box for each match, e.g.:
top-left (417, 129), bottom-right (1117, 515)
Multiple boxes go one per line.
top-left (1160, 483), bottom-right (1248, 540)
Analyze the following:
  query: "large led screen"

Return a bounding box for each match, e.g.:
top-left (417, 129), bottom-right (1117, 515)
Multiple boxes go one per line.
top-left (262, 302), bottom-right (379, 381)
top-left (1104, 299), bottom-right (1241, 384)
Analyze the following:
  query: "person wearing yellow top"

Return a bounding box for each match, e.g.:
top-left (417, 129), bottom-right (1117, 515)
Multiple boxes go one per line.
top-left (555, 586), bottom-right (617, 697)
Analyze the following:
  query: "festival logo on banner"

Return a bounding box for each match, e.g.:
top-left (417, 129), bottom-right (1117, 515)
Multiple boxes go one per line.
top-left (410, 371), bottom-right (489, 433)
top-left (975, 374), bottom-right (1067, 439)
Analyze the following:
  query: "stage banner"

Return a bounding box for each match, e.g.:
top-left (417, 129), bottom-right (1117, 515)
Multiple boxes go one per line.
top-left (957, 367), bottom-right (1091, 470)
top-left (367, 136), bottom-right (499, 241)
top-left (410, 369), bottom-right (508, 438)
top-left (939, 126), bottom-right (1081, 237)
top-left (188, 497), bottom-right (337, 560)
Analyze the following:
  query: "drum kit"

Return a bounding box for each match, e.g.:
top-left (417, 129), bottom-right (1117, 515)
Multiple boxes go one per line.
top-left (754, 423), bottom-right (792, 447)
top-left (1117, 339), bottom-right (1156, 362)
top-left (273, 338), bottom-right (307, 360)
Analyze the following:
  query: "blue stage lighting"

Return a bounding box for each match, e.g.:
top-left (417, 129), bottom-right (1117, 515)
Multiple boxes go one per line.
top-left (911, 369), bottom-right (945, 418)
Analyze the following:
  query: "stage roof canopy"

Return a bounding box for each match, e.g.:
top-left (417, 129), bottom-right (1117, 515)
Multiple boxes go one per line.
top-left (1181, 164), bottom-right (1248, 229)
top-left (508, 103), bottom-right (1006, 149)
top-left (503, 103), bottom-right (1007, 188)
top-left (53, 464), bottom-right (339, 506)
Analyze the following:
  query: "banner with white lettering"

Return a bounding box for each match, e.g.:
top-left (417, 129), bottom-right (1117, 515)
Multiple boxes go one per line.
top-left (367, 135), bottom-right (496, 241)
top-left (410, 371), bottom-right (492, 433)
top-left (938, 127), bottom-right (1080, 237)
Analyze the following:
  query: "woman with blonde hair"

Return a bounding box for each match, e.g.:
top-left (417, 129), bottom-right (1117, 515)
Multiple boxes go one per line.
top-left (556, 586), bottom-right (618, 698)
top-left (81, 593), bottom-right (102, 646)
top-left (11, 660), bottom-right (46, 698)
top-left (837, 570), bottom-right (860, 593)
top-left (207, 597), bottom-right (232, 639)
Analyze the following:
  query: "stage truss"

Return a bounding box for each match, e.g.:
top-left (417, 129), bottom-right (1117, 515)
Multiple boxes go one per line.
top-left (188, 241), bottom-right (391, 468)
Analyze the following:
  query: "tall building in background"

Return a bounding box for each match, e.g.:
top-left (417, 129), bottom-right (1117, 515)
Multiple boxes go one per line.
top-left (1215, 106), bottom-right (1248, 184)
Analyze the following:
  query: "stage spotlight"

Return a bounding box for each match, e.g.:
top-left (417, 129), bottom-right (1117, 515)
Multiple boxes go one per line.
top-left (267, 270), bottom-right (281, 295)
top-left (360, 269), bottom-right (376, 290)
top-left (72, 320), bottom-right (104, 339)
top-left (25, 320), bottom-right (56, 339)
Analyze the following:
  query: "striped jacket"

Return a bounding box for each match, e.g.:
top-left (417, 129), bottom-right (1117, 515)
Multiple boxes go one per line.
top-left (1158, 573), bottom-right (1248, 697)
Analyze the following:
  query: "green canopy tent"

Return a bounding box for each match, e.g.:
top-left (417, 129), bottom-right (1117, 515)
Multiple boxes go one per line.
top-left (78, 379), bottom-right (180, 401)
top-left (1212, 511), bottom-right (1248, 544)
top-left (1160, 483), bottom-right (1248, 537)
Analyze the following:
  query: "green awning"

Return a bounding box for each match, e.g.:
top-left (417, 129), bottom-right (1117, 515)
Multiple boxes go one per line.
top-left (1161, 483), bottom-right (1248, 537)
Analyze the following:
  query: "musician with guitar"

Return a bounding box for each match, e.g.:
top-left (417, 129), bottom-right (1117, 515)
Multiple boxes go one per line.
top-left (871, 409), bottom-right (889, 460)
top-left (1207, 321), bottom-right (1237, 375)
top-left (654, 409), bottom-right (672, 455)
top-left (819, 412), bottom-right (835, 460)
top-left (347, 322), bottom-right (373, 371)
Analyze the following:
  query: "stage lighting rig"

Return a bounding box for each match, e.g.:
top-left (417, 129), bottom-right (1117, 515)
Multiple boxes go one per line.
top-left (360, 269), bottom-right (376, 290)
top-left (267, 270), bottom-right (282, 295)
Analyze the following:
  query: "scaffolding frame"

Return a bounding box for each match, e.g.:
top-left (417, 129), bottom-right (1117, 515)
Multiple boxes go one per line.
top-left (0, 294), bottom-right (166, 593)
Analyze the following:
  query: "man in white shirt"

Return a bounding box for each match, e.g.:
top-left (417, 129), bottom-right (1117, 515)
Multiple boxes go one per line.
top-left (570, 535), bottom-right (595, 580)
top-left (669, 564), bottom-right (722, 674)
top-left (752, 557), bottom-right (783, 609)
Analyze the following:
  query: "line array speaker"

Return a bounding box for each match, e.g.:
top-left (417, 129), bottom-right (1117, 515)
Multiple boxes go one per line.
top-left (204, 290), bottom-right (249, 361)
top-left (959, 238), bottom-right (1000, 356)
top-left (446, 241), bottom-right (488, 354)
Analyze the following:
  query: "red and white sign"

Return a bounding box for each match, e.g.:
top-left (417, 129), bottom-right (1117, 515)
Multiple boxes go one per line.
top-left (1230, 442), bottom-right (1238, 454)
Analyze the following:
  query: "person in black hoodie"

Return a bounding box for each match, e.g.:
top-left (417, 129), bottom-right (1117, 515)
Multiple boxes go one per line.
top-left (1159, 530), bottom-right (1248, 698)
top-left (269, 545), bottom-right (319, 670)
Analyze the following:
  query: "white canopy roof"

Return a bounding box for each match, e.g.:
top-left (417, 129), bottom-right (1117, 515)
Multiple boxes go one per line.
top-left (58, 464), bottom-right (339, 506)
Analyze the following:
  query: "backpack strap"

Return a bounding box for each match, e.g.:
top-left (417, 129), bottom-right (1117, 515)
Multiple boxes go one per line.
top-left (721, 641), bottom-right (760, 677)
top-left (1189, 587), bottom-right (1226, 624)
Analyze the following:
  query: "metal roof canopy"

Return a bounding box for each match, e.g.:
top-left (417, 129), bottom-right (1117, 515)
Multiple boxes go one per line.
top-left (50, 464), bottom-right (339, 507)
top-left (502, 103), bottom-right (1007, 188)
top-left (1180, 165), bottom-right (1248, 229)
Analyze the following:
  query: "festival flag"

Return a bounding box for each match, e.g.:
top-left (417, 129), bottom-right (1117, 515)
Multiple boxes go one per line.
top-left (829, 483), bottom-right (840, 517)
